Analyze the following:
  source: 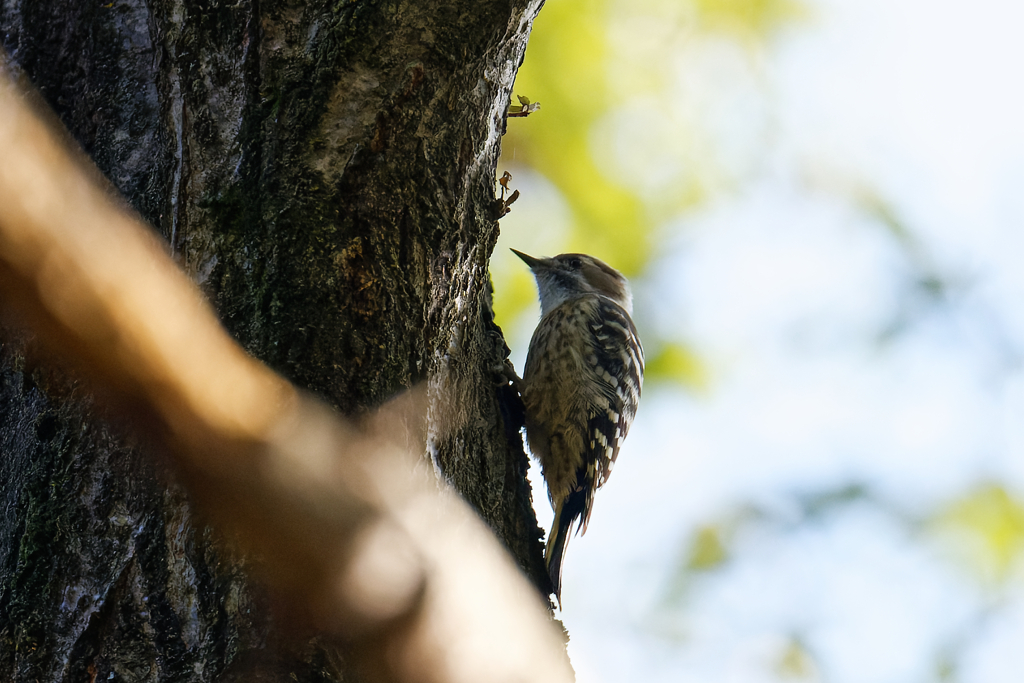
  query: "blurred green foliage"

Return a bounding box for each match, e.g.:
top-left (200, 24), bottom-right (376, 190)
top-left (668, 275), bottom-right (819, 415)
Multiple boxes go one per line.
top-left (503, 0), bottom-right (647, 275)
top-left (931, 483), bottom-right (1024, 586)
top-left (643, 342), bottom-right (708, 389)
top-left (657, 481), bottom-right (1024, 681)
top-left (666, 483), bottom-right (1024, 595)
top-left (694, 0), bottom-right (808, 40)
top-left (499, 0), bottom-right (806, 264)
top-left (774, 635), bottom-right (820, 681)
top-left (686, 523), bottom-right (730, 571)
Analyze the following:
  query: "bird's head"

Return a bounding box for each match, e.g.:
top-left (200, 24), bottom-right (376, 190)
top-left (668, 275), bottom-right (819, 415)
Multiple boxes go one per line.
top-left (512, 250), bottom-right (632, 315)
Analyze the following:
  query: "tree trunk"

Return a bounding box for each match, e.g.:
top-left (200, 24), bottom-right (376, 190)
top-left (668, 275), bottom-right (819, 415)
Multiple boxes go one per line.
top-left (0, 0), bottom-right (549, 679)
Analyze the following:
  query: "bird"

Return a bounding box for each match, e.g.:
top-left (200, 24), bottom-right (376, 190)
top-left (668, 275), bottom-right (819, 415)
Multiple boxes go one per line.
top-left (512, 249), bottom-right (644, 604)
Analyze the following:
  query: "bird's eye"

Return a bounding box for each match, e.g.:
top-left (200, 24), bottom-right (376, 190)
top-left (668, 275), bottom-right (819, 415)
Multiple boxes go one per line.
top-left (567, 257), bottom-right (583, 270)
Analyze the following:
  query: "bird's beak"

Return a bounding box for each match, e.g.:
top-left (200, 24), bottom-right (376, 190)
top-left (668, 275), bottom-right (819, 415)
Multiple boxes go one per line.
top-left (511, 248), bottom-right (543, 269)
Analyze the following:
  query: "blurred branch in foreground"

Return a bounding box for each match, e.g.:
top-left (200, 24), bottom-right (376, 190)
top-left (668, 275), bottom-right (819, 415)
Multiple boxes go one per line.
top-left (0, 61), bottom-right (572, 683)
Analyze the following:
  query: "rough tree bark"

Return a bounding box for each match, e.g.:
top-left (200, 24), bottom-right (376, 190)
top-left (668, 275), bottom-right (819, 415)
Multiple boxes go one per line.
top-left (0, 0), bottom-right (550, 679)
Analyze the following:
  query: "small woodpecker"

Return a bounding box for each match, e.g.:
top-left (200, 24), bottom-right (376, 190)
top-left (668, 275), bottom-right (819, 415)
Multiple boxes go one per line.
top-left (513, 249), bottom-right (644, 604)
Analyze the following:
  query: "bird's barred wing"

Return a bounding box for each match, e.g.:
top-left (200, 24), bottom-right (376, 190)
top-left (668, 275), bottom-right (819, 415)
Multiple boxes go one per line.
top-left (584, 298), bottom-right (644, 498)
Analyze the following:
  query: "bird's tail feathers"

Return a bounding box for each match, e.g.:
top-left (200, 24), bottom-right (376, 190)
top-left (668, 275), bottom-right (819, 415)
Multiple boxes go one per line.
top-left (545, 486), bottom-right (588, 606)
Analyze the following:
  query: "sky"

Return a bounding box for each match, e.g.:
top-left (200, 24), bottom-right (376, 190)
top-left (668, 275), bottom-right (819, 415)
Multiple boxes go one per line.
top-left (495, 0), bottom-right (1024, 681)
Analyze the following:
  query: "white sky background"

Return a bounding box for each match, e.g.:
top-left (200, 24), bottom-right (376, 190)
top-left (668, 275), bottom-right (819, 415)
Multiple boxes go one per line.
top-left (494, 0), bottom-right (1024, 681)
